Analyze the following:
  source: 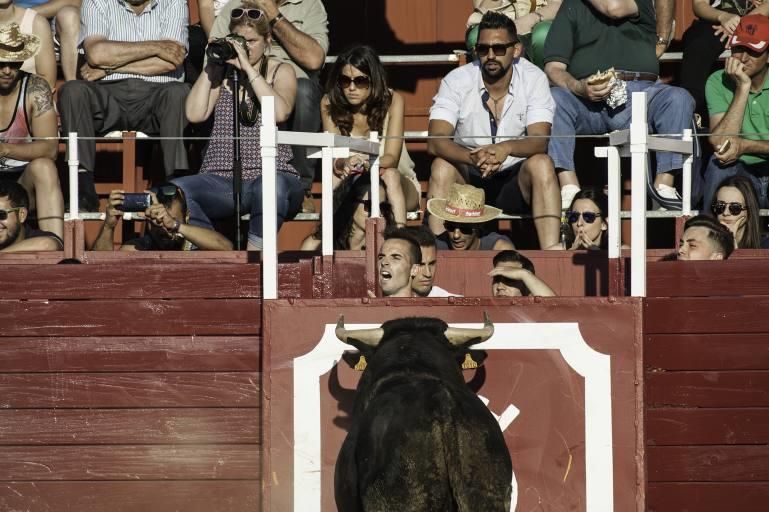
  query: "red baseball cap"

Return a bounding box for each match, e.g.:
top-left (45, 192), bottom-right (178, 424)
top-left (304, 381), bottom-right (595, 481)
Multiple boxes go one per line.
top-left (730, 14), bottom-right (769, 51)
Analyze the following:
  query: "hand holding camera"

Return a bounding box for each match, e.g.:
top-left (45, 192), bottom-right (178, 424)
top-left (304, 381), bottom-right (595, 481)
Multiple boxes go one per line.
top-left (206, 34), bottom-right (250, 70)
top-left (145, 192), bottom-right (180, 233)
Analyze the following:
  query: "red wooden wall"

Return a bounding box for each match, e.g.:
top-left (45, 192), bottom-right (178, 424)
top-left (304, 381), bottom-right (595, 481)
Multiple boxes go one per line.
top-left (644, 259), bottom-right (769, 511)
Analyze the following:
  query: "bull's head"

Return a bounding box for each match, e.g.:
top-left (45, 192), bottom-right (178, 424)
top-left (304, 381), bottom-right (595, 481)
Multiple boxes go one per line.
top-left (336, 313), bottom-right (494, 371)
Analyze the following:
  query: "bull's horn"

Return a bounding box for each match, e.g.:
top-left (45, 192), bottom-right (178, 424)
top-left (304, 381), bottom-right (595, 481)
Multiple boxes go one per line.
top-left (444, 312), bottom-right (494, 346)
top-left (335, 315), bottom-right (384, 347)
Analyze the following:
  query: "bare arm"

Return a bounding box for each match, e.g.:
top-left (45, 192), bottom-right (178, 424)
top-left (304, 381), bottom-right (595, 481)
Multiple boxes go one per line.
top-left (31, 13), bottom-right (57, 90)
top-left (175, 222), bottom-right (234, 250)
top-left (585, 0), bottom-right (638, 19)
top-left (84, 36), bottom-right (186, 70)
top-left (495, 121), bottom-right (550, 159)
top-left (515, 0), bottom-right (562, 34)
top-left (380, 92), bottom-right (405, 170)
top-left (245, 59), bottom-right (297, 123)
top-left (488, 266), bottom-right (556, 296)
top-left (655, 0), bottom-right (674, 57)
top-left (91, 190), bottom-right (124, 251)
top-left (197, 0), bottom-right (215, 36)
top-left (0, 76), bottom-right (57, 162)
top-left (709, 58), bottom-right (751, 148)
top-left (185, 62), bottom-right (223, 123)
top-left (255, 0), bottom-right (326, 71)
top-left (545, 61), bottom-right (613, 101)
top-left (427, 119), bottom-right (474, 166)
top-left (31, 0), bottom-right (81, 18)
top-left (1, 235), bottom-right (61, 252)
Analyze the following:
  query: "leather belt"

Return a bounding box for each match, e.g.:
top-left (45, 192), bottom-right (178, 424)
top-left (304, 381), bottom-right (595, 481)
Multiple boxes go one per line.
top-left (615, 71), bottom-right (658, 82)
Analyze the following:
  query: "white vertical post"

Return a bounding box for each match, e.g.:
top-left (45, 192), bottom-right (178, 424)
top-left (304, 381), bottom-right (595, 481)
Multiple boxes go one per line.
top-left (368, 131), bottom-right (380, 219)
top-left (67, 132), bottom-right (79, 219)
top-left (682, 128), bottom-right (693, 216)
top-left (595, 146), bottom-right (621, 259)
top-left (629, 92), bottom-right (647, 297)
top-left (260, 96), bottom-right (278, 300)
top-left (321, 146), bottom-right (334, 256)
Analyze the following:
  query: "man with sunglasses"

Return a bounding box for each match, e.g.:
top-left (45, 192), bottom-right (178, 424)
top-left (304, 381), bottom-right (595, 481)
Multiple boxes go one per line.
top-left (543, 0), bottom-right (695, 209)
top-left (704, 15), bottom-right (769, 211)
top-left (427, 11), bottom-right (562, 251)
top-left (677, 214), bottom-right (734, 261)
top-left (489, 249), bottom-right (555, 297)
top-left (211, 0), bottom-right (328, 210)
top-left (92, 184), bottom-right (233, 251)
top-left (0, 180), bottom-right (62, 252)
top-left (57, 0), bottom-right (191, 212)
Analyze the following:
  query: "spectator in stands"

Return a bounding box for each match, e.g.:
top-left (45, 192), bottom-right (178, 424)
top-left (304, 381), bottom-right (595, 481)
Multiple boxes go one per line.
top-left (300, 174), bottom-right (395, 251)
top-left (15, 0), bottom-right (80, 82)
top-left (428, 11), bottom-right (561, 250)
top-left (465, 0), bottom-right (563, 69)
top-left (490, 249), bottom-right (555, 296)
top-left (57, 0), bottom-right (190, 212)
top-left (0, 24), bottom-right (62, 239)
top-left (0, 0), bottom-right (55, 89)
top-left (0, 179), bottom-right (61, 251)
top-left (543, 0), bottom-right (696, 209)
top-left (711, 175), bottom-right (768, 249)
top-left (704, 15), bottom-right (769, 211)
top-left (212, 0), bottom-right (328, 213)
top-left (407, 225), bottom-right (459, 297)
top-left (175, 4), bottom-right (302, 251)
top-left (427, 183), bottom-right (515, 251)
top-left (92, 184), bottom-right (233, 251)
top-left (323, 45), bottom-right (420, 228)
top-left (566, 188), bottom-right (608, 250)
top-left (680, 0), bottom-right (769, 122)
top-left (378, 227), bottom-right (421, 297)
top-left (677, 214), bottom-right (735, 260)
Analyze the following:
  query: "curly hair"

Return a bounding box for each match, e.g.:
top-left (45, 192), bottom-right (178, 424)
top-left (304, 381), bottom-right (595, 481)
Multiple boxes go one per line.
top-left (324, 45), bottom-right (392, 137)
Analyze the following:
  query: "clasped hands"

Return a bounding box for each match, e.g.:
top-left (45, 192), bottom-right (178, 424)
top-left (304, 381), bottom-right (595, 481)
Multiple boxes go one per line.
top-left (470, 143), bottom-right (510, 178)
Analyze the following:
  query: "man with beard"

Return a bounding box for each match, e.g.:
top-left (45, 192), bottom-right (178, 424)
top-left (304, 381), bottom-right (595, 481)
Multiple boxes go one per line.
top-left (407, 226), bottom-right (460, 297)
top-left (427, 11), bottom-right (561, 251)
top-left (704, 15), bottom-right (769, 209)
top-left (0, 23), bottom-right (62, 240)
top-left (92, 183), bottom-right (233, 251)
top-left (0, 180), bottom-right (62, 252)
top-left (489, 249), bottom-right (555, 297)
top-left (378, 228), bottom-right (421, 297)
top-left (57, 0), bottom-right (190, 211)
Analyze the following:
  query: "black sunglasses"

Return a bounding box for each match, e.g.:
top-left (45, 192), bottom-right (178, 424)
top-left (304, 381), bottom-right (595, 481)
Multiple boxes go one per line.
top-left (567, 211), bottom-right (601, 224)
top-left (712, 200), bottom-right (747, 216)
top-left (338, 75), bottom-right (371, 89)
top-left (0, 207), bottom-right (20, 221)
top-left (231, 8), bottom-right (264, 20)
top-left (445, 222), bottom-right (476, 234)
top-left (475, 42), bottom-right (517, 57)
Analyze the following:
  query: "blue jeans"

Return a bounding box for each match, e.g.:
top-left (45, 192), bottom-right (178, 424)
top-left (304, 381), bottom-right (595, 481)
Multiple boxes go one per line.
top-left (702, 156), bottom-right (769, 210)
top-left (173, 172), bottom-right (304, 246)
top-left (548, 81), bottom-right (695, 176)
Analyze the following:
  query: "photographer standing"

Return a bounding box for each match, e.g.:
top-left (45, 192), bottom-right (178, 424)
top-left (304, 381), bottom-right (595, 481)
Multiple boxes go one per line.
top-left (92, 184), bottom-right (233, 251)
top-left (173, 4), bottom-right (303, 250)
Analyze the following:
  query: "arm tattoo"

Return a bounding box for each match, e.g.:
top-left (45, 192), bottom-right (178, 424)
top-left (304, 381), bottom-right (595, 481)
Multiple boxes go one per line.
top-left (27, 75), bottom-right (53, 118)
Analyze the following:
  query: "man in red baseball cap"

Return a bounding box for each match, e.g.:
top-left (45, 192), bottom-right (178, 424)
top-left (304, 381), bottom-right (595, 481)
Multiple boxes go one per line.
top-left (702, 14), bottom-right (769, 212)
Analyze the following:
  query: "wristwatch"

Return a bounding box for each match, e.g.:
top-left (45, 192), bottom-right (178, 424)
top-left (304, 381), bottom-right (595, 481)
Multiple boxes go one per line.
top-left (269, 12), bottom-right (285, 29)
top-left (170, 219), bottom-right (181, 232)
top-left (656, 34), bottom-right (670, 45)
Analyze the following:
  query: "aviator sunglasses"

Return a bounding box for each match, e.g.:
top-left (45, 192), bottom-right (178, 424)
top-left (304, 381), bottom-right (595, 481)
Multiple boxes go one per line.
top-left (230, 8), bottom-right (264, 20)
top-left (338, 74), bottom-right (371, 89)
top-left (712, 200), bottom-right (747, 216)
top-left (0, 207), bottom-right (21, 221)
top-left (445, 222), bottom-right (476, 235)
top-left (566, 211), bottom-right (601, 224)
top-left (475, 42), bottom-right (517, 57)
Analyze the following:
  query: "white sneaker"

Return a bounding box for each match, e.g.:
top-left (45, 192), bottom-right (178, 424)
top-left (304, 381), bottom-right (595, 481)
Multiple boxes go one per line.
top-left (654, 183), bottom-right (681, 211)
top-left (561, 184), bottom-right (581, 210)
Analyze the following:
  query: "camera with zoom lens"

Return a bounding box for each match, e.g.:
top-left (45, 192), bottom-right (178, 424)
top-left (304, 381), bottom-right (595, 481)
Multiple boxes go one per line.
top-left (206, 34), bottom-right (247, 64)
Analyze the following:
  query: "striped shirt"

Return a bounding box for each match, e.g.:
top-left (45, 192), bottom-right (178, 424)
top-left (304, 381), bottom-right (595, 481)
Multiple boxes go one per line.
top-left (81, 0), bottom-right (189, 82)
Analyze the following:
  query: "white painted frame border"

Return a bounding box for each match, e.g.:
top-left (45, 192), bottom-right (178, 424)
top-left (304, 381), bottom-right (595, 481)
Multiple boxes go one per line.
top-left (292, 322), bottom-right (614, 511)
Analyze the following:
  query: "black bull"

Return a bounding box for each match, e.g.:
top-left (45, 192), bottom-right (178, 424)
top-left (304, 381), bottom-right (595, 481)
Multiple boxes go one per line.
top-left (334, 315), bottom-right (513, 512)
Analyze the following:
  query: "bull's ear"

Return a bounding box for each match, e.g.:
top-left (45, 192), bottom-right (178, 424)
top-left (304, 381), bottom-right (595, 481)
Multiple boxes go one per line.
top-left (343, 337), bottom-right (375, 361)
top-left (341, 351), bottom-right (369, 371)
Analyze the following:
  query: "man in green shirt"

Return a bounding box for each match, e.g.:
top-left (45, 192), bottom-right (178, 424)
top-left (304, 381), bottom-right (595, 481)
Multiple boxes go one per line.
top-left (704, 14), bottom-right (769, 209)
top-left (543, 0), bottom-right (696, 210)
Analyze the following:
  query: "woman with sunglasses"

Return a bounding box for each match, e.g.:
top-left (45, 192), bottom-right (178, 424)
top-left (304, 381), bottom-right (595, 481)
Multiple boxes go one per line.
top-left (566, 188), bottom-right (608, 250)
top-left (175, 3), bottom-right (303, 250)
top-left (322, 45), bottom-right (421, 228)
top-left (711, 175), bottom-right (766, 249)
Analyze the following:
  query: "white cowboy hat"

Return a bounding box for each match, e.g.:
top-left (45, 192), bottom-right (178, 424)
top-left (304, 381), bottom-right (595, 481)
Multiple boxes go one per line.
top-left (0, 23), bottom-right (40, 63)
top-left (427, 183), bottom-right (503, 223)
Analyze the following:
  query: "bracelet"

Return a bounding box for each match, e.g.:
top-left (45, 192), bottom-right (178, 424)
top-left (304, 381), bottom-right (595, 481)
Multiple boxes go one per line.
top-left (170, 219), bottom-right (181, 232)
top-left (249, 74), bottom-right (261, 85)
top-left (269, 12), bottom-right (285, 29)
top-left (656, 34), bottom-right (670, 45)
